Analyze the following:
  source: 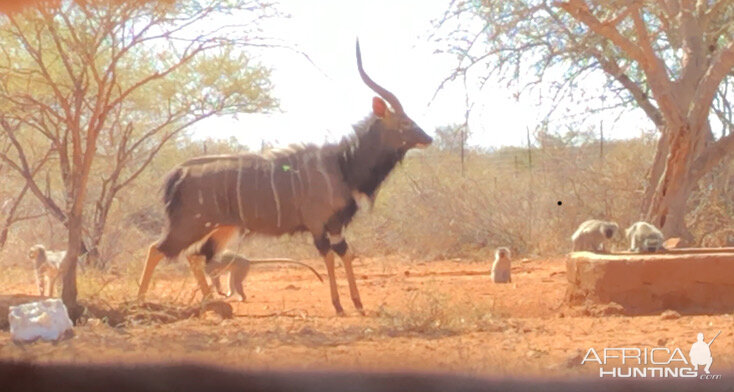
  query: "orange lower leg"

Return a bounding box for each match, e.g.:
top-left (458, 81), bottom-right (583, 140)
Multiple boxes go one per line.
top-left (188, 254), bottom-right (212, 301)
top-left (340, 250), bottom-right (363, 313)
top-left (137, 243), bottom-right (164, 301)
top-left (323, 251), bottom-right (344, 315)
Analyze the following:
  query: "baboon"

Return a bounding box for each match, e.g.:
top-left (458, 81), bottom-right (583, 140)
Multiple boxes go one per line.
top-left (28, 245), bottom-right (65, 297)
top-left (625, 221), bottom-right (665, 253)
top-left (571, 220), bottom-right (619, 253)
top-left (205, 250), bottom-right (323, 301)
top-left (491, 247), bottom-right (512, 283)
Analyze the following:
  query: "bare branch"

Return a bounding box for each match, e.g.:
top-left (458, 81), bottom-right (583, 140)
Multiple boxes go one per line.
top-left (593, 51), bottom-right (664, 127)
top-left (555, 0), bottom-right (646, 63)
top-left (555, 0), bottom-right (681, 122)
top-left (692, 39), bottom-right (734, 126)
top-left (690, 130), bottom-right (734, 180)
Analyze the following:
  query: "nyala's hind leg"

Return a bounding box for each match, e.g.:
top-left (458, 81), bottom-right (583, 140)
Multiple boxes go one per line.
top-left (194, 225), bottom-right (241, 301)
top-left (137, 243), bottom-right (165, 302)
top-left (187, 254), bottom-right (212, 301)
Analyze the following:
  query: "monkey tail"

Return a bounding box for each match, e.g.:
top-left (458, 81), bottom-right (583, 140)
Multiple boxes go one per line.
top-left (249, 259), bottom-right (324, 282)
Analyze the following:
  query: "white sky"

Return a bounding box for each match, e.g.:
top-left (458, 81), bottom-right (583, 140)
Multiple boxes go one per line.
top-left (190, 0), bottom-right (653, 149)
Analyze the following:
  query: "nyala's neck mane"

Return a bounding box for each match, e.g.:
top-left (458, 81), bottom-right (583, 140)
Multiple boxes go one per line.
top-left (336, 114), bottom-right (405, 199)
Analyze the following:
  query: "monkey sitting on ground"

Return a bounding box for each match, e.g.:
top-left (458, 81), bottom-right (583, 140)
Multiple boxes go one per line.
top-left (625, 221), bottom-right (665, 253)
top-left (28, 244), bottom-right (66, 297)
top-left (571, 219), bottom-right (619, 253)
top-left (491, 247), bottom-right (512, 283)
top-left (205, 250), bottom-right (324, 301)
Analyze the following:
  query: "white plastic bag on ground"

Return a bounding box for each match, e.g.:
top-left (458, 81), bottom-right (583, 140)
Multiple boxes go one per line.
top-left (8, 298), bottom-right (74, 342)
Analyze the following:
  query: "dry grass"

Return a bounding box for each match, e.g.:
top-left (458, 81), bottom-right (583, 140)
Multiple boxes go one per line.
top-left (376, 287), bottom-right (505, 337)
top-left (1, 136), bottom-right (732, 271)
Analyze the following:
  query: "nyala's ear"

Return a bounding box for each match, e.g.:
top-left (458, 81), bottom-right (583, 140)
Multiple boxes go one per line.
top-left (372, 97), bottom-right (387, 118)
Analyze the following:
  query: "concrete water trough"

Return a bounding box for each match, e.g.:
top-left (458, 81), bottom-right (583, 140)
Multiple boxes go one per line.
top-left (566, 248), bottom-right (734, 315)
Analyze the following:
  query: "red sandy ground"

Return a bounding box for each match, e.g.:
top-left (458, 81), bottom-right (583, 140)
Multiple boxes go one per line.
top-left (1, 257), bottom-right (733, 378)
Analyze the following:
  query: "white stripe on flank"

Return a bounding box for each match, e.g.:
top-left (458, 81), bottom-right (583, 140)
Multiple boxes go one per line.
top-left (198, 162), bottom-right (208, 206)
top-left (211, 160), bottom-right (222, 215)
top-left (294, 155), bottom-right (305, 196)
top-left (270, 161), bottom-right (282, 227)
top-left (254, 160), bottom-right (259, 218)
top-left (302, 153), bottom-right (312, 196)
top-left (315, 150), bottom-right (334, 207)
top-left (236, 156), bottom-right (246, 224)
top-left (212, 192), bottom-right (222, 215)
top-left (221, 159), bottom-right (230, 216)
top-left (287, 156), bottom-right (297, 199)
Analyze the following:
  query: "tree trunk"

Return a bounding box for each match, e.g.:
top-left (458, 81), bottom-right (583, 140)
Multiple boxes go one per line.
top-left (640, 130), bottom-right (668, 218)
top-left (60, 152), bottom-right (95, 322)
top-left (645, 123), bottom-right (697, 242)
top-left (88, 196), bottom-right (113, 269)
top-left (61, 211), bottom-right (83, 322)
top-left (0, 228), bottom-right (8, 249)
top-left (87, 229), bottom-right (103, 269)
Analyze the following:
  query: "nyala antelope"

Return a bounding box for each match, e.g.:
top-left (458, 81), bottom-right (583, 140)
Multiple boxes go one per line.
top-left (137, 40), bottom-right (432, 315)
